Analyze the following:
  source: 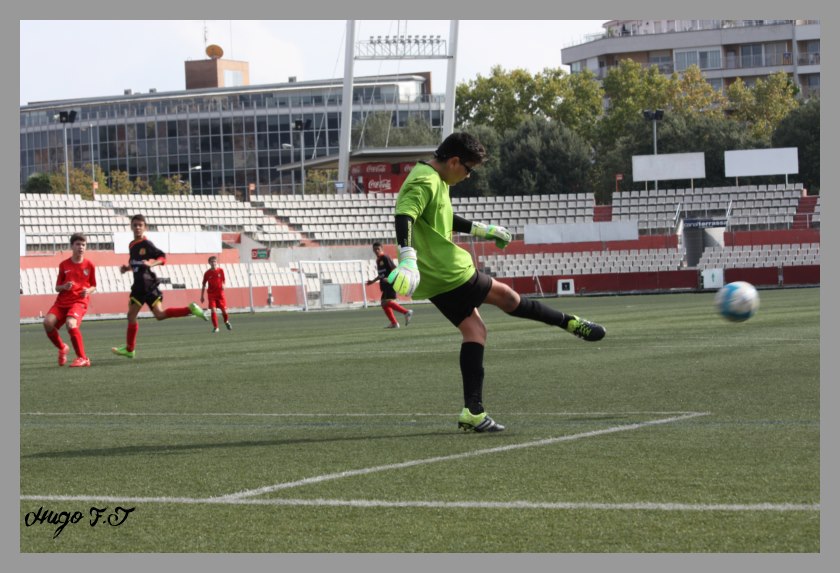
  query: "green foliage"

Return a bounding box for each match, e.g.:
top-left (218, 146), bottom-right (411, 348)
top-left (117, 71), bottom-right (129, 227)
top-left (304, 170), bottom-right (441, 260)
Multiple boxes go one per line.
top-left (23, 173), bottom-right (53, 194)
top-left (352, 111), bottom-right (439, 148)
top-left (726, 72), bottom-right (800, 140)
top-left (453, 61), bottom-right (814, 199)
top-left (772, 98), bottom-right (820, 193)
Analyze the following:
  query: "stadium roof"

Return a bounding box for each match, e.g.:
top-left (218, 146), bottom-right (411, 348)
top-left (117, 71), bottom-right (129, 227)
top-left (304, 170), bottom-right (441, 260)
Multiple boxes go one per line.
top-left (276, 146), bottom-right (437, 172)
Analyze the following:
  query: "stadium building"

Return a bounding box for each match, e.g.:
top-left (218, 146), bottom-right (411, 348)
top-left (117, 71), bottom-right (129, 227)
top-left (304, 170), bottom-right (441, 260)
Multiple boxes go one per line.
top-left (561, 19), bottom-right (820, 98)
top-left (19, 45), bottom-right (444, 198)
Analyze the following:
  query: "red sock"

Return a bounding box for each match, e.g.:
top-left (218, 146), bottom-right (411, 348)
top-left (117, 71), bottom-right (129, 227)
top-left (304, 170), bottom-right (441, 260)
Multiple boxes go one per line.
top-left (126, 323), bottom-right (139, 352)
top-left (164, 307), bottom-right (190, 318)
top-left (221, 308), bottom-right (229, 322)
top-left (68, 327), bottom-right (86, 359)
top-left (46, 328), bottom-right (64, 349)
top-left (383, 305), bottom-right (397, 324)
top-left (385, 300), bottom-right (409, 315)
top-left (210, 309), bottom-right (218, 328)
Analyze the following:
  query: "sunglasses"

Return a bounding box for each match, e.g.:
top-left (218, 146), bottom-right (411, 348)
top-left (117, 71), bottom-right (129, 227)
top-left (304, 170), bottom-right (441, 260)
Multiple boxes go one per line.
top-left (459, 158), bottom-right (474, 175)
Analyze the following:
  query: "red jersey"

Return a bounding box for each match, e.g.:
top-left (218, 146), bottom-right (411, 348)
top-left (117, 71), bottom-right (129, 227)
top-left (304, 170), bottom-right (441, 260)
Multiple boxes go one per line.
top-left (202, 268), bottom-right (226, 295)
top-left (54, 258), bottom-right (97, 308)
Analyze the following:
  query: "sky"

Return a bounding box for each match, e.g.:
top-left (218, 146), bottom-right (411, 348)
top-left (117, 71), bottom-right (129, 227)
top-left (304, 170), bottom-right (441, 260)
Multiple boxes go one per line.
top-left (19, 20), bottom-right (608, 106)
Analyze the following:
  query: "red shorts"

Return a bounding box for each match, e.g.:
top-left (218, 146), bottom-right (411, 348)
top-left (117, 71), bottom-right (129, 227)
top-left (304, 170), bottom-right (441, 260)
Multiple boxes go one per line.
top-left (207, 294), bottom-right (227, 309)
top-left (47, 302), bottom-right (89, 329)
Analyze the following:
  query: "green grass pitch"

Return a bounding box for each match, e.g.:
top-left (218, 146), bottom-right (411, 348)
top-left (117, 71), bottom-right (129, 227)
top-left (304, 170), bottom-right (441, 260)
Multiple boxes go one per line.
top-left (19, 288), bottom-right (820, 552)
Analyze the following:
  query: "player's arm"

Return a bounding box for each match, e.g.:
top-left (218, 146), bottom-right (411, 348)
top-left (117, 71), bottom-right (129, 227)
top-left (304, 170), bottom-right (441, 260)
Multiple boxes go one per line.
top-left (200, 272), bottom-right (208, 301)
top-left (454, 214), bottom-right (512, 249)
top-left (81, 265), bottom-right (97, 298)
top-left (144, 256), bottom-right (166, 268)
top-left (387, 215), bottom-right (420, 296)
top-left (55, 265), bottom-right (73, 292)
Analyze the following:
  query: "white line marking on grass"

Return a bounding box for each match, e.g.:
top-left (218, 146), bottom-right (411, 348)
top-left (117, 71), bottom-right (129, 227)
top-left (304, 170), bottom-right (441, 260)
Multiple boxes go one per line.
top-left (213, 412), bottom-right (709, 501)
top-left (18, 494), bottom-right (818, 513)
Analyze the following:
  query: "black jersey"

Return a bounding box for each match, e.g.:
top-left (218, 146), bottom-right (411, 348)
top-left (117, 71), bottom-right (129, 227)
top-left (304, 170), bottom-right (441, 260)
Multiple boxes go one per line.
top-left (127, 236), bottom-right (166, 292)
top-left (376, 254), bottom-right (398, 299)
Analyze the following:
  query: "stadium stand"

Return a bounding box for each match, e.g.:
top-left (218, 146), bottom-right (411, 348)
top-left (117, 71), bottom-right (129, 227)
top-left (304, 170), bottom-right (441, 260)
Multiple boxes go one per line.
top-left (19, 185), bottom-right (819, 314)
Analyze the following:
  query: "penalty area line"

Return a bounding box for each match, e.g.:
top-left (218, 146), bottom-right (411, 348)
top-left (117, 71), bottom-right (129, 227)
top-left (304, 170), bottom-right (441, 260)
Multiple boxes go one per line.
top-left (213, 411), bottom-right (709, 501)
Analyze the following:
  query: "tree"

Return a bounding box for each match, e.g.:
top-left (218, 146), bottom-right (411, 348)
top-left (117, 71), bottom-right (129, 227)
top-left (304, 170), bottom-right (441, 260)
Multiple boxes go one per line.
top-left (455, 66), bottom-right (542, 134)
top-left (773, 98), bottom-right (820, 193)
top-left (23, 173), bottom-right (53, 194)
top-left (493, 116), bottom-right (592, 197)
top-left (664, 65), bottom-right (727, 120)
top-left (726, 72), bottom-right (800, 140)
top-left (597, 59), bottom-right (671, 148)
top-left (548, 69), bottom-right (604, 142)
top-left (352, 111), bottom-right (439, 148)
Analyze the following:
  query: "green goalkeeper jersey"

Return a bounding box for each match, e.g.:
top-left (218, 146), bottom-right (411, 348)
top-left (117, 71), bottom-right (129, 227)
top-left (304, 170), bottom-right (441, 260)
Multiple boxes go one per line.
top-left (394, 162), bottom-right (475, 299)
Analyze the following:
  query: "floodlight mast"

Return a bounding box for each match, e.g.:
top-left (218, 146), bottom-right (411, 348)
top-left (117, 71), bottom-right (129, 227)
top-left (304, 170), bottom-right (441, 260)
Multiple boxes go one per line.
top-left (338, 20), bottom-right (459, 194)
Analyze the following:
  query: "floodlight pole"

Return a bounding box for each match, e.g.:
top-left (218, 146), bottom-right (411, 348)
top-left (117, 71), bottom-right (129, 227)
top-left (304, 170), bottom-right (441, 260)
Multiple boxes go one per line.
top-left (643, 109), bottom-right (663, 192)
top-left (62, 122), bottom-right (70, 196)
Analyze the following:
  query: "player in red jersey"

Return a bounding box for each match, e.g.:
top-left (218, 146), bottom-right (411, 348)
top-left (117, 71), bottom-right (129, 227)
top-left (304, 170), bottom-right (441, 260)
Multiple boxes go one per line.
top-left (43, 233), bottom-right (97, 367)
top-left (111, 214), bottom-right (208, 359)
top-left (200, 255), bottom-right (231, 333)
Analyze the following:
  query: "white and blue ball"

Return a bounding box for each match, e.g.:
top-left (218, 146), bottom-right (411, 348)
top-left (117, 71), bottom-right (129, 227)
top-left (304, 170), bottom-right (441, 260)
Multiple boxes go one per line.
top-left (715, 281), bottom-right (760, 322)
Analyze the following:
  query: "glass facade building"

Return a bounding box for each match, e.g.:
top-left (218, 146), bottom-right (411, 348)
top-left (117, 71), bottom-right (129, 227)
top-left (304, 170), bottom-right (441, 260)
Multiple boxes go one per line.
top-left (20, 74), bottom-right (445, 196)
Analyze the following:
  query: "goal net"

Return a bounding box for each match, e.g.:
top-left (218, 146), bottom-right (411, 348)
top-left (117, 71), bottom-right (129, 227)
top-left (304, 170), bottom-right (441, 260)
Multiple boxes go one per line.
top-left (293, 259), bottom-right (373, 311)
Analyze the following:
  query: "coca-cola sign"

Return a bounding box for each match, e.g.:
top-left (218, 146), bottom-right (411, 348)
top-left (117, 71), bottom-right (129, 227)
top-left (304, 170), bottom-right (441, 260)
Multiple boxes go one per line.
top-left (367, 178), bottom-right (393, 191)
top-left (365, 164), bottom-right (388, 174)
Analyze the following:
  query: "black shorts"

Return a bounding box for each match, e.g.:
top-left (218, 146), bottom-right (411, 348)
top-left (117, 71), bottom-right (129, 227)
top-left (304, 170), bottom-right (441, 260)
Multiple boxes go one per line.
top-left (130, 286), bottom-right (163, 308)
top-left (429, 271), bottom-right (493, 327)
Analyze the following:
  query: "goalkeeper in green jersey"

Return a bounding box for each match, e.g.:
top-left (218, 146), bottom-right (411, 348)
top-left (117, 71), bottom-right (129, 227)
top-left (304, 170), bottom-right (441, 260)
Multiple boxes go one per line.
top-left (388, 132), bottom-right (606, 433)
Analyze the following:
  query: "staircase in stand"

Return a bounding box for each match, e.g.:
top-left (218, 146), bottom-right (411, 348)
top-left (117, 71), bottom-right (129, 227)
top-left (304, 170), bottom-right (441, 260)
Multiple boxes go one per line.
top-left (593, 204), bottom-right (612, 222)
top-left (792, 195), bottom-right (818, 229)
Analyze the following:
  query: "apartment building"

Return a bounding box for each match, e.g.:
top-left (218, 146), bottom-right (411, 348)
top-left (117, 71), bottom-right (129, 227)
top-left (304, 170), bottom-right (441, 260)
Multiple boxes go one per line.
top-left (561, 20), bottom-right (820, 98)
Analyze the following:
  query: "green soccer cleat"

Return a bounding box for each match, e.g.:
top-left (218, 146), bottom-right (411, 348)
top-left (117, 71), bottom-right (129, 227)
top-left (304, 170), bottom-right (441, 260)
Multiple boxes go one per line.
top-left (564, 315), bottom-right (606, 342)
top-left (457, 408), bottom-right (505, 433)
top-left (111, 345), bottom-right (136, 359)
top-left (225, 321), bottom-right (232, 331)
top-left (189, 302), bottom-right (208, 321)
top-left (405, 309), bottom-right (414, 326)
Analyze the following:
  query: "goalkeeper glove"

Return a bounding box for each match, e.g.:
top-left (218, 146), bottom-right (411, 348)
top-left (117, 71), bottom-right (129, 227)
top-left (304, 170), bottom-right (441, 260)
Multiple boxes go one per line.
top-left (471, 221), bottom-right (512, 249)
top-left (387, 246), bottom-right (420, 296)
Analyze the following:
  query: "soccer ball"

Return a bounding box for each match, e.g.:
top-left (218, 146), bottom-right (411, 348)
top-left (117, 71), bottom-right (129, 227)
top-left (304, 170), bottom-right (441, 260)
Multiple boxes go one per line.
top-left (715, 281), bottom-right (760, 322)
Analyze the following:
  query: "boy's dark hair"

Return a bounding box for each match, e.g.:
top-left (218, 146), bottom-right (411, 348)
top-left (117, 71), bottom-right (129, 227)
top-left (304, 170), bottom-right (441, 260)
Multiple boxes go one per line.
top-left (208, 256), bottom-right (218, 263)
top-left (69, 232), bottom-right (87, 245)
top-left (434, 132), bottom-right (486, 165)
top-left (372, 242), bottom-right (382, 249)
top-left (131, 214), bottom-right (146, 224)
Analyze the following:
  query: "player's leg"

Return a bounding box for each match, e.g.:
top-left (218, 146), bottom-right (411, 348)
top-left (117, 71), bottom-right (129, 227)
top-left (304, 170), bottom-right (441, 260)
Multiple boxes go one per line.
top-left (150, 290), bottom-right (207, 321)
top-left (218, 296), bottom-right (230, 326)
top-left (44, 310), bottom-right (70, 365)
top-left (112, 299), bottom-right (142, 358)
top-left (66, 311), bottom-right (91, 367)
top-left (208, 299), bottom-right (219, 331)
top-left (430, 273), bottom-right (504, 433)
top-left (381, 300), bottom-right (398, 328)
top-left (485, 278), bottom-right (605, 341)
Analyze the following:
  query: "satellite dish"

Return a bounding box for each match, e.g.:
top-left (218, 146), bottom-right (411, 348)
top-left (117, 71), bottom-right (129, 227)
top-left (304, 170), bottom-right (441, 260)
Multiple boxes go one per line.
top-left (205, 44), bottom-right (224, 59)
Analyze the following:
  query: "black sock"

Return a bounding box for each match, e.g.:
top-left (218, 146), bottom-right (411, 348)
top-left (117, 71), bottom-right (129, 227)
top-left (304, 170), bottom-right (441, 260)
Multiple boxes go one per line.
top-left (460, 342), bottom-right (485, 415)
top-left (507, 297), bottom-right (570, 328)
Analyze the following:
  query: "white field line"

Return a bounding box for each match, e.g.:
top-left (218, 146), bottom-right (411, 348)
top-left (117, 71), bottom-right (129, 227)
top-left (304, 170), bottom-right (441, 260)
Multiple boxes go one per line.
top-left (213, 412), bottom-right (708, 501)
top-left (18, 494), bottom-right (818, 512)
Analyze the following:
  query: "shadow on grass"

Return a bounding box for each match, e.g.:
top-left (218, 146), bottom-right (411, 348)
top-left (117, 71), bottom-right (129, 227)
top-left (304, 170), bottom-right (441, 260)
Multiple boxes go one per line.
top-left (20, 429), bottom-right (501, 460)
